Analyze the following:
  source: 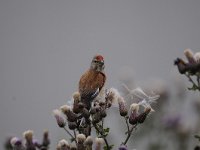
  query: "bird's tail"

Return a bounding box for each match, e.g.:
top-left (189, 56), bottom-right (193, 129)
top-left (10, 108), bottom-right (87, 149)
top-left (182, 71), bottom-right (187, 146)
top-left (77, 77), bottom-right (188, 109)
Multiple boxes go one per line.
top-left (81, 98), bottom-right (92, 110)
top-left (79, 97), bottom-right (92, 136)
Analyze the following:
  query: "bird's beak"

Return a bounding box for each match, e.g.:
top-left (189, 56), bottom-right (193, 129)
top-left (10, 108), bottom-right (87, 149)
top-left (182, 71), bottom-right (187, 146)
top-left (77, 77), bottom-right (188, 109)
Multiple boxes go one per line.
top-left (99, 60), bottom-right (104, 65)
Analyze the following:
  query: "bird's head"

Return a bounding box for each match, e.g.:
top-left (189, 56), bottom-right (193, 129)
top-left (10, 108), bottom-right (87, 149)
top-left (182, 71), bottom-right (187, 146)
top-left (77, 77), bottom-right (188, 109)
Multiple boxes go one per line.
top-left (90, 55), bottom-right (105, 72)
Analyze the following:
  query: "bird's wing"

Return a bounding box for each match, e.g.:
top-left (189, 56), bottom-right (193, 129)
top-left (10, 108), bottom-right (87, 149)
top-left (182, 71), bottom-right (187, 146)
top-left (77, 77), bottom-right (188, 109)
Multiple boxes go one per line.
top-left (79, 70), bottom-right (106, 101)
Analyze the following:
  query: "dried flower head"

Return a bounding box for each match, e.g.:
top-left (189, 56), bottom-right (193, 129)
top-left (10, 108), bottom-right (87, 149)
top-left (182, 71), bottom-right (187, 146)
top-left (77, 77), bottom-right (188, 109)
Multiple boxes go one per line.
top-left (84, 136), bottom-right (93, 146)
top-left (53, 109), bottom-right (66, 128)
top-left (130, 103), bottom-right (139, 112)
top-left (184, 48), bottom-right (196, 64)
top-left (57, 139), bottom-right (70, 150)
top-left (60, 105), bottom-right (71, 114)
top-left (23, 130), bottom-right (34, 142)
top-left (10, 137), bottom-right (22, 147)
top-left (100, 108), bottom-right (107, 118)
top-left (73, 92), bottom-right (81, 113)
top-left (137, 107), bottom-right (151, 124)
top-left (95, 138), bottom-right (104, 150)
top-left (106, 88), bottom-right (120, 104)
top-left (76, 134), bottom-right (86, 144)
top-left (81, 108), bottom-right (90, 119)
top-left (174, 58), bottom-right (187, 74)
top-left (42, 130), bottom-right (50, 147)
top-left (60, 105), bottom-right (77, 122)
top-left (43, 130), bottom-right (48, 139)
top-left (68, 121), bottom-right (77, 130)
top-left (92, 111), bottom-right (101, 124)
top-left (73, 92), bottom-right (81, 101)
top-left (118, 96), bottom-right (128, 116)
top-left (129, 103), bottom-right (139, 125)
top-left (194, 52), bottom-right (200, 63)
top-left (69, 143), bottom-right (77, 150)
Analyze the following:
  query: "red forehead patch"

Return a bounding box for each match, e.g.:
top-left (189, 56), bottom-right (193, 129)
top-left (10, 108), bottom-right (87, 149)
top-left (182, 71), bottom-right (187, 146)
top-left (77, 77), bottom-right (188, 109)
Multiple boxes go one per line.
top-left (95, 55), bottom-right (104, 61)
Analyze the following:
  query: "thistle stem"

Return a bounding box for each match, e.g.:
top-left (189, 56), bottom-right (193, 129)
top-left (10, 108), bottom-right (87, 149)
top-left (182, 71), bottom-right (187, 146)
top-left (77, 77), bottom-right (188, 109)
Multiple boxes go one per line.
top-left (185, 73), bottom-right (200, 91)
top-left (125, 117), bottom-right (130, 133)
top-left (93, 123), bottom-right (110, 150)
top-left (63, 127), bottom-right (76, 142)
top-left (122, 124), bottom-right (137, 145)
top-left (73, 130), bottom-right (77, 144)
top-left (197, 74), bottom-right (200, 87)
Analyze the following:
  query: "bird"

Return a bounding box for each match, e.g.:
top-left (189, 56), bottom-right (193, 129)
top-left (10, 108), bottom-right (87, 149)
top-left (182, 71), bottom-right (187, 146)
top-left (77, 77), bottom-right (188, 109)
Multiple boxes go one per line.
top-left (79, 55), bottom-right (106, 110)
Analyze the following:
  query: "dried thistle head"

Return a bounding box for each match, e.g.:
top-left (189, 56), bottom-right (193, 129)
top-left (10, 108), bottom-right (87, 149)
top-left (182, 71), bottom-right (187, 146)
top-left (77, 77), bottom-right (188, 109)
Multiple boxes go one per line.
top-left (194, 52), bottom-right (200, 63)
top-left (73, 92), bottom-right (81, 101)
top-left (118, 96), bottom-right (128, 116)
top-left (184, 48), bottom-right (196, 64)
top-left (130, 103), bottom-right (139, 112)
top-left (129, 103), bottom-right (139, 125)
top-left (10, 137), bottom-right (22, 147)
top-left (43, 130), bottom-right (48, 139)
top-left (60, 105), bottom-right (71, 115)
top-left (57, 139), bottom-right (70, 150)
top-left (137, 107), bottom-right (151, 124)
top-left (81, 108), bottom-right (90, 119)
top-left (68, 122), bottom-right (77, 130)
top-left (60, 105), bottom-right (77, 122)
top-left (106, 88), bottom-right (120, 105)
top-left (42, 129), bottom-right (50, 148)
top-left (73, 92), bottom-right (81, 113)
top-left (92, 111), bottom-right (101, 124)
top-left (53, 109), bottom-right (66, 128)
top-left (23, 130), bottom-right (34, 143)
top-left (69, 143), bottom-right (77, 150)
top-left (84, 136), bottom-right (93, 146)
top-left (95, 138), bottom-right (104, 150)
top-left (76, 134), bottom-right (86, 144)
top-left (100, 108), bottom-right (107, 118)
top-left (174, 58), bottom-right (187, 74)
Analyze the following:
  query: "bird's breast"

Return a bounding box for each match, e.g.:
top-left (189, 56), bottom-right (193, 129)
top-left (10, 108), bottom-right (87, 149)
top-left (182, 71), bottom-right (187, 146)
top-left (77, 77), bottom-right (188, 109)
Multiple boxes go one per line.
top-left (79, 70), bottom-right (106, 95)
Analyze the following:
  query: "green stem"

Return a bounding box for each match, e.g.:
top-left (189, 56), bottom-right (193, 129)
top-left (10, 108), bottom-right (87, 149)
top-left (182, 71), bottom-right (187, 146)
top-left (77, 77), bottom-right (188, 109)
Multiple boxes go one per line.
top-left (93, 123), bottom-right (110, 150)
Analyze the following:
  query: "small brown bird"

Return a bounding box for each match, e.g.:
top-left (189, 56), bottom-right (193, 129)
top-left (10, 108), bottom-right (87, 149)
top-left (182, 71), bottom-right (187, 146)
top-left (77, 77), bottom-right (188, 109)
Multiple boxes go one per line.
top-left (79, 55), bottom-right (106, 110)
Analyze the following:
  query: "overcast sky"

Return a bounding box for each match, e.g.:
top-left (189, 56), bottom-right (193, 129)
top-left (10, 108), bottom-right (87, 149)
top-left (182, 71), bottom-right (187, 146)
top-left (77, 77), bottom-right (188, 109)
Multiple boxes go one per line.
top-left (1, 0), bottom-right (200, 149)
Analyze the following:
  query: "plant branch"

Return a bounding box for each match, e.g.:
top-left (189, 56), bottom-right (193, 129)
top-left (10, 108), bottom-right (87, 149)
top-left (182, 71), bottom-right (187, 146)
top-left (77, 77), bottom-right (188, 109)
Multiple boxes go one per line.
top-left (124, 116), bottom-right (130, 133)
top-left (93, 123), bottom-right (110, 150)
top-left (73, 130), bottom-right (77, 144)
top-left (185, 73), bottom-right (200, 91)
top-left (122, 124), bottom-right (137, 145)
top-left (63, 127), bottom-right (76, 142)
top-left (197, 74), bottom-right (200, 87)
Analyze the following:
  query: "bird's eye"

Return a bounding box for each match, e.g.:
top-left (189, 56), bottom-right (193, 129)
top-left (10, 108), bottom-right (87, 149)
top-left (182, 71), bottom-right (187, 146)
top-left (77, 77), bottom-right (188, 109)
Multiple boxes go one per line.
top-left (94, 60), bottom-right (98, 63)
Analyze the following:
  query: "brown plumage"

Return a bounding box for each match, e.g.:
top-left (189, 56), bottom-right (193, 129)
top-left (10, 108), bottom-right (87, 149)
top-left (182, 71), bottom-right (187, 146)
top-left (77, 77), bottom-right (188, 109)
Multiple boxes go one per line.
top-left (79, 55), bottom-right (106, 110)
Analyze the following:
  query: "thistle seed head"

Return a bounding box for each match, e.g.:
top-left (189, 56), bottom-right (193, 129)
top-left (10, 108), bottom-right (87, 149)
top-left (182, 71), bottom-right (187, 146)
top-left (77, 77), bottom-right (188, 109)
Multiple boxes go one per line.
top-left (118, 96), bottom-right (128, 116)
top-left (53, 109), bottom-right (66, 128)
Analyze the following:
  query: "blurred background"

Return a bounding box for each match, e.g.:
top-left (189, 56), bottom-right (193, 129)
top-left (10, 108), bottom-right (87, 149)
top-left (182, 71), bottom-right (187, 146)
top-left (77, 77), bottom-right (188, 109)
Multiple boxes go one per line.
top-left (1, 0), bottom-right (200, 149)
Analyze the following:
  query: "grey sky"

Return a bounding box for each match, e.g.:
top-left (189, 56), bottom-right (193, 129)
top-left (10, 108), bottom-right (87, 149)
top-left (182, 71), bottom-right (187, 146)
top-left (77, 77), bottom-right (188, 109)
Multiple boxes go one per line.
top-left (0, 0), bottom-right (200, 149)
